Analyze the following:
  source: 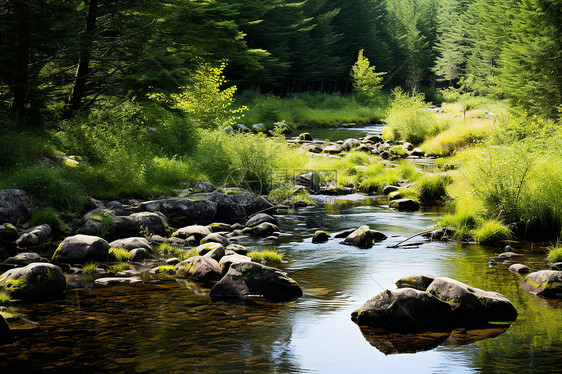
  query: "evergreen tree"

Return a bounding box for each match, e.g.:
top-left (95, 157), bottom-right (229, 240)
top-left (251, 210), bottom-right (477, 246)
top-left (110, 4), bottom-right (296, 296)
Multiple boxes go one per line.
top-left (498, 0), bottom-right (562, 117)
top-left (350, 49), bottom-right (386, 105)
top-left (433, 0), bottom-right (474, 83)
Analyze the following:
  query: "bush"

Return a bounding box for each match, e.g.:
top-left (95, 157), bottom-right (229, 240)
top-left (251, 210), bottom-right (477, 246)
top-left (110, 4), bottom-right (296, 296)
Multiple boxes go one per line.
top-left (385, 88), bottom-right (445, 144)
top-left (414, 174), bottom-right (451, 205)
top-left (7, 165), bottom-right (86, 211)
top-left (547, 243), bottom-right (562, 263)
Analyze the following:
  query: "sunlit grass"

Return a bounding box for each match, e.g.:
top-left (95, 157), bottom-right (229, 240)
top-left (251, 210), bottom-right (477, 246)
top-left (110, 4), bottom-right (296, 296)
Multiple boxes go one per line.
top-left (247, 249), bottom-right (284, 266)
top-left (109, 248), bottom-right (130, 262)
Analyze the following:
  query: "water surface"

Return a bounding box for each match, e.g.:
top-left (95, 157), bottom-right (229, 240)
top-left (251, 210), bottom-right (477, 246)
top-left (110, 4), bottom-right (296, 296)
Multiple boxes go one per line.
top-left (1, 194), bottom-right (561, 373)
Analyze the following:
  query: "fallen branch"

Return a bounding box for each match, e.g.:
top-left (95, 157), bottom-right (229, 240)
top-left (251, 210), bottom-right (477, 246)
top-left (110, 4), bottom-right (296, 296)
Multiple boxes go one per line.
top-left (387, 230), bottom-right (433, 248)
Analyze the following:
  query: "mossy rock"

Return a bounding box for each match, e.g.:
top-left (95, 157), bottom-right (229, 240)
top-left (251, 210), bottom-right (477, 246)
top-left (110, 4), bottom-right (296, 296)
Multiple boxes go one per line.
top-left (174, 256), bottom-right (221, 282)
top-left (312, 230), bottom-right (330, 243)
top-left (0, 263), bottom-right (66, 301)
top-left (520, 270), bottom-right (562, 297)
top-left (396, 274), bottom-right (436, 291)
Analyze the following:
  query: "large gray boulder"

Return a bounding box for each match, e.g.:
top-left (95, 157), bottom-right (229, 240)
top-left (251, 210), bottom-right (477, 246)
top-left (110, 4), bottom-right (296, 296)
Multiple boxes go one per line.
top-left (218, 253), bottom-right (251, 275)
top-left (190, 192), bottom-right (247, 221)
top-left (209, 262), bottom-right (303, 300)
top-left (519, 270), bottom-right (562, 297)
top-left (426, 277), bottom-right (517, 327)
top-left (15, 224), bottom-right (51, 248)
top-left (129, 212), bottom-right (168, 236)
top-left (0, 263), bottom-right (66, 301)
top-left (137, 198), bottom-right (216, 226)
top-left (245, 213), bottom-right (277, 227)
top-left (109, 237), bottom-right (151, 251)
top-left (351, 288), bottom-right (454, 331)
top-left (295, 172), bottom-right (319, 193)
top-left (247, 222), bottom-right (279, 237)
top-left (228, 191), bottom-right (272, 216)
top-left (175, 256), bottom-right (222, 282)
top-left (342, 138), bottom-right (361, 151)
top-left (172, 225), bottom-right (212, 240)
top-left (52, 234), bottom-right (110, 264)
top-left (0, 189), bottom-right (35, 224)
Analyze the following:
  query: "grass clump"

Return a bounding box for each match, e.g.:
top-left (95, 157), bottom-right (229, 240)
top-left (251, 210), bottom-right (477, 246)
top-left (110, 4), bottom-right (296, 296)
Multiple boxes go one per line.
top-left (0, 291), bottom-right (12, 307)
top-left (388, 188), bottom-right (418, 201)
top-left (109, 248), bottom-right (131, 262)
top-left (384, 89), bottom-right (446, 145)
top-left (83, 262), bottom-right (99, 280)
top-left (547, 242), bottom-right (562, 263)
top-left (155, 243), bottom-right (197, 261)
top-left (413, 174), bottom-right (451, 205)
top-left (268, 185), bottom-right (314, 206)
top-left (247, 249), bottom-right (284, 266)
top-left (29, 206), bottom-right (62, 230)
top-left (472, 220), bottom-right (511, 243)
top-left (109, 263), bottom-right (130, 274)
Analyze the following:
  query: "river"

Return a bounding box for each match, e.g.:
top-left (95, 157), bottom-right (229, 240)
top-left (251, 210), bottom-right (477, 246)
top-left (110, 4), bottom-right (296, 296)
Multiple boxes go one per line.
top-left (1, 127), bottom-right (561, 373)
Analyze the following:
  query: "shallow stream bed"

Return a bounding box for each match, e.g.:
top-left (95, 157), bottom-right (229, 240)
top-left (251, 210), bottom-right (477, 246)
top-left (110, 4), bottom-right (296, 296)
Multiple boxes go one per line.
top-left (1, 194), bottom-right (561, 373)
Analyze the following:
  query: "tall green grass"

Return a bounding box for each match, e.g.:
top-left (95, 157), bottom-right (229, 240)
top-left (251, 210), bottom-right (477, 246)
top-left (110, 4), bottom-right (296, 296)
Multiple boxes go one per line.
top-left (237, 91), bottom-right (387, 128)
top-left (384, 89), bottom-right (448, 144)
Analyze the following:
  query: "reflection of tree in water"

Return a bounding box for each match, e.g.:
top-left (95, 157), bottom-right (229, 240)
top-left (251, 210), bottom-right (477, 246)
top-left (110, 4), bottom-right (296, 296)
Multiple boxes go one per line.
top-left (134, 282), bottom-right (303, 374)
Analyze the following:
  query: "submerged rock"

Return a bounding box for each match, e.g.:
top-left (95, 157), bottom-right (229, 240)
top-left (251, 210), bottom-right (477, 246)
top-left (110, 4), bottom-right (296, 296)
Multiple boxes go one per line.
top-left (209, 262), bottom-right (302, 301)
top-left (351, 288), bottom-right (454, 331)
top-left (52, 234), bottom-right (110, 264)
top-left (94, 277), bottom-right (142, 286)
top-left (426, 277), bottom-right (517, 327)
top-left (520, 270), bottom-right (562, 297)
top-left (0, 263), bottom-right (66, 301)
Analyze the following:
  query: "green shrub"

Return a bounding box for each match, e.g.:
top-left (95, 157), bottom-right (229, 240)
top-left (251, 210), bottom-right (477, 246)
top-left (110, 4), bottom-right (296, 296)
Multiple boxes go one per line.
top-left (414, 174), bottom-right (451, 205)
top-left (29, 207), bottom-right (62, 230)
top-left (7, 165), bottom-right (86, 211)
top-left (547, 243), bottom-right (562, 263)
top-left (385, 88), bottom-right (445, 144)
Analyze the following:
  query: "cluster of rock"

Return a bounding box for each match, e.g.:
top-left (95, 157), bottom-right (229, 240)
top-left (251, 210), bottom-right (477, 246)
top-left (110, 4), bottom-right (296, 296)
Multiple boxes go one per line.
top-left (310, 226), bottom-right (389, 248)
top-left (352, 274), bottom-right (518, 332)
top-left (295, 133), bottom-right (426, 160)
top-left (225, 122), bottom-right (291, 135)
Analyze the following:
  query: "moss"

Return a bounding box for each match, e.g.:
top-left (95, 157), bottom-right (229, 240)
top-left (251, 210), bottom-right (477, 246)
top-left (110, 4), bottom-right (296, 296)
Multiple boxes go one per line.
top-left (388, 188), bottom-right (418, 201)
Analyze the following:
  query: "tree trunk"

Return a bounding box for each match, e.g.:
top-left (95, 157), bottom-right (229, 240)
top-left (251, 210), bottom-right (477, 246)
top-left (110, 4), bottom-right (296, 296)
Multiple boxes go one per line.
top-left (11, 1), bottom-right (31, 120)
top-left (67, 0), bottom-right (98, 114)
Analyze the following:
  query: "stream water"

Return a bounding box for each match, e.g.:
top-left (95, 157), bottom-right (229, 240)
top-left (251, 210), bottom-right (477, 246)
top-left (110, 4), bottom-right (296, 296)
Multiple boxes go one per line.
top-left (1, 126), bottom-right (561, 373)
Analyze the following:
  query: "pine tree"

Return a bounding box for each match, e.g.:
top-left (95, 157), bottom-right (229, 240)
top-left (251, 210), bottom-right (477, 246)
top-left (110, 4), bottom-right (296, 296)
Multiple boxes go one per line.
top-left (433, 0), bottom-right (474, 83)
top-left (350, 49), bottom-right (386, 105)
top-left (498, 0), bottom-right (562, 117)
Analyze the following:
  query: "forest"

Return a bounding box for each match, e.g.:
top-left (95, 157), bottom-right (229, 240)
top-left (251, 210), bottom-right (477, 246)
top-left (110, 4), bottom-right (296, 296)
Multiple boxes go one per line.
top-left (1, 1), bottom-right (562, 372)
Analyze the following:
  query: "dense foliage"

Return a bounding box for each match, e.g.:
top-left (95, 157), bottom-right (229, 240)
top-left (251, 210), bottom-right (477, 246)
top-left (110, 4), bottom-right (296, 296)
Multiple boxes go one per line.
top-left (1, 0), bottom-right (558, 122)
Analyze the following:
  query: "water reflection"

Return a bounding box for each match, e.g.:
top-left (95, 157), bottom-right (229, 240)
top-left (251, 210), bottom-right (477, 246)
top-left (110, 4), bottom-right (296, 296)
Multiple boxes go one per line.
top-left (1, 195), bottom-right (562, 373)
top-left (357, 326), bottom-right (510, 355)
